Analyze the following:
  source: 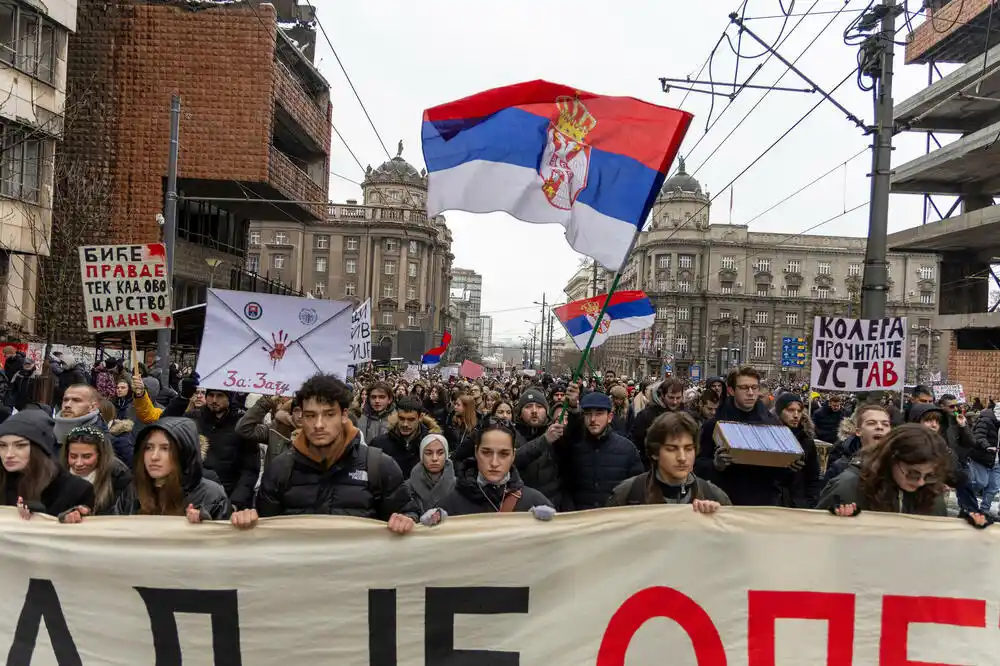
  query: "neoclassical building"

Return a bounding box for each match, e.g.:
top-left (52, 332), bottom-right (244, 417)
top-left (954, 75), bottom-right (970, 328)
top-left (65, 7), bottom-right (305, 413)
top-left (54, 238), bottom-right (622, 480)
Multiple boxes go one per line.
top-left (601, 159), bottom-right (941, 381)
top-left (248, 145), bottom-right (453, 361)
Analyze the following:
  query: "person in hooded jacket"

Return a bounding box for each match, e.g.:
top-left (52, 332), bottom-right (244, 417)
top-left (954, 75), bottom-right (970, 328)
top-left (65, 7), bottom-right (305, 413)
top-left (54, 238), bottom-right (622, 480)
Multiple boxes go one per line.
top-left (629, 379), bottom-right (685, 469)
top-left (812, 395), bottom-right (849, 445)
top-left (400, 433), bottom-right (456, 514)
top-left (60, 424), bottom-right (131, 515)
top-left (970, 404), bottom-right (1000, 513)
top-left (907, 402), bottom-right (972, 491)
top-left (0, 410), bottom-right (94, 520)
top-left (609, 385), bottom-right (634, 436)
top-left (507, 384), bottom-right (580, 508)
top-left (822, 403), bottom-right (892, 484)
top-left (772, 393), bottom-right (822, 508)
top-left (358, 382), bottom-right (395, 444)
top-left (102, 417), bottom-right (231, 521)
top-left (371, 397), bottom-right (443, 475)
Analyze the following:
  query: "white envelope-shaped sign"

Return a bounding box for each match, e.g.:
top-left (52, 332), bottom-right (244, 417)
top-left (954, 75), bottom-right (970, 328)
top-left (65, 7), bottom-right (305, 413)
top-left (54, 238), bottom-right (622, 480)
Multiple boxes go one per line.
top-left (195, 289), bottom-right (353, 396)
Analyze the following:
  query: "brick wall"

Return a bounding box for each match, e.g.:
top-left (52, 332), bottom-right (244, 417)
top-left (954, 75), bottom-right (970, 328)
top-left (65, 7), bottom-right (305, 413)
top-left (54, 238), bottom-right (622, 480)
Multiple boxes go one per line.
top-left (906, 0), bottom-right (991, 63)
top-left (947, 336), bottom-right (1000, 402)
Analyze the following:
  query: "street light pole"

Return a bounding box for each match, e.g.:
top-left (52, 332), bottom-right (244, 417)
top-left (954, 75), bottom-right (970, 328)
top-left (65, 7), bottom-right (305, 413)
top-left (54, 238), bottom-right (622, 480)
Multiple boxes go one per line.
top-left (156, 95), bottom-right (181, 388)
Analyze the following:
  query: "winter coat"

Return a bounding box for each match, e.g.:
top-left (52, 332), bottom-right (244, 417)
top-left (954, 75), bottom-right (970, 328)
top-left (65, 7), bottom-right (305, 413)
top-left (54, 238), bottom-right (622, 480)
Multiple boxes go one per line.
top-left (357, 403), bottom-right (395, 444)
top-left (402, 459), bottom-right (457, 514)
top-left (907, 403), bottom-right (972, 487)
top-left (629, 382), bottom-right (669, 467)
top-left (781, 421), bottom-right (823, 509)
top-left (971, 408), bottom-right (999, 469)
top-left (436, 459), bottom-right (553, 516)
top-left (234, 396), bottom-right (293, 468)
top-left (824, 435), bottom-right (862, 484)
top-left (93, 457), bottom-right (134, 515)
top-left (610, 403), bottom-right (635, 437)
top-left (695, 397), bottom-right (790, 506)
top-left (255, 428), bottom-right (418, 520)
top-left (370, 413), bottom-right (442, 476)
top-left (108, 419), bottom-right (136, 468)
top-left (812, 405), bottom-right (849, 444)
top-left (815, 462), bottom-right (947, 516)
top-left (607, 471), bottom-right (731, 507)
top-left (564, 425), bottom-right (644, 510)
top-left (113, 395), bottom-right (138, 424)
top-left (446, 416), bottom-right (479, 463)
top-left (3, 467), bottom-right (95, 517)
top-left (511, 410), bottom-right (581, 509)
top-left (113, 417), bottom-right (232, 520)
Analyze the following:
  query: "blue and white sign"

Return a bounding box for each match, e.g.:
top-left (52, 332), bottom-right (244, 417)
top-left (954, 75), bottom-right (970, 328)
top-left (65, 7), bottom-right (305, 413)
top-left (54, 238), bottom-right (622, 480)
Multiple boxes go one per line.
top-left (663, 364), bottom-right (672, 375)
top-left (781, 336), bottom-right (808, 367)
top-left (690, 364), bottom-right (702, 381)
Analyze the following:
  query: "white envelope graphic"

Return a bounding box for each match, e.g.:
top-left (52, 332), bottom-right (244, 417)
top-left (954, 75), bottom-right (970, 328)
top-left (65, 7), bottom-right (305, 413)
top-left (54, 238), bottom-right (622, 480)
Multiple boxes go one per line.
top-left (195, 289), bottom-right (354, 396)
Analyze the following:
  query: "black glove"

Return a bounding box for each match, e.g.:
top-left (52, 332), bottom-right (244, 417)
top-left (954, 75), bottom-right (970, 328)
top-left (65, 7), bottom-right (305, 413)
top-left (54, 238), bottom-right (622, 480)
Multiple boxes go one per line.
top-left (180, 373), bottom-right (200, 400)
top-left (959, 510), bottom-right (993, 529)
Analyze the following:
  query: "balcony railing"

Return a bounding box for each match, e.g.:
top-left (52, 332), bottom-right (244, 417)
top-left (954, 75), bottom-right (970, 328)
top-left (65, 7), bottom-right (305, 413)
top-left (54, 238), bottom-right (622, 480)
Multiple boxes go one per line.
top-left (267, 146), bottom-right (326, 219)
top-left (273, 57), bottom-right (329, 152)
top-left (326, 204), bottom-right (430, 224)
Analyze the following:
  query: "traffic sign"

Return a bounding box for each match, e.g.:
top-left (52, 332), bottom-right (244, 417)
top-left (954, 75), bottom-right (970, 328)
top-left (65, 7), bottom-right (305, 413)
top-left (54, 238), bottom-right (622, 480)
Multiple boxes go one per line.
top-left (690, 364), bottom-right (702, 381)
top-left (781, 336), bottom-right (807, 367)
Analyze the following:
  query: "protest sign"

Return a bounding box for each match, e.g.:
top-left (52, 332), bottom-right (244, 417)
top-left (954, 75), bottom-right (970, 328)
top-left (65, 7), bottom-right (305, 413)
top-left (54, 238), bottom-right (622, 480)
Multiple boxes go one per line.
top-left (933, 383), bottom-right (966, 404)
top-left (2, 507), bottom-right (999, 664)
top-left (403, 364), bottom-right (420, 381)
top-left (195, 289), bottom-right (352, 396)
top-left (460, 359), bottom-right (484, 379)
top-left (78, 243), bottom-right (172, 332)
top-left (349, 298), bottom-right (372, 366)
top-left (811, 316), bottom-right (906, 392)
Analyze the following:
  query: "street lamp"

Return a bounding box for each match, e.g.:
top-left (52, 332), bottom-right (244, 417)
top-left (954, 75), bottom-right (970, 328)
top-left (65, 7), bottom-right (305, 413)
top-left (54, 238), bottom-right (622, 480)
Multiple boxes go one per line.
top-left (205, 258), bottom-right (224, 289)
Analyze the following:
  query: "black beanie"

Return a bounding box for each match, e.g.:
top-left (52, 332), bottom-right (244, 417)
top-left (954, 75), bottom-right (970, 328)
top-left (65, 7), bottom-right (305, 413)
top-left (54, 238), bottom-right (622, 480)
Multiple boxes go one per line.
top-left (517, 387), bottom-right (549, 414)
top-left (774, 392), bottom-right (804, 416)
top-left (0, 410), bottom-right (57, 457)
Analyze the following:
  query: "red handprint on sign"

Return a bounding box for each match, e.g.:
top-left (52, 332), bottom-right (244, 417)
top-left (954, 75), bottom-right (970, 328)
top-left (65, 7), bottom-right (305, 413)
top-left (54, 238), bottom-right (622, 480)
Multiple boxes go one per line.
top-left (261, 330), bottom-right (290, 368)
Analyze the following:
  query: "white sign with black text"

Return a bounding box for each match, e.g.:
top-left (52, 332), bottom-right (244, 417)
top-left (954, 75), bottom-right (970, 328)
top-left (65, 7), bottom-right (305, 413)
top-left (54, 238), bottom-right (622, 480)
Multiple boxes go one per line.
top-left (811, 316), bottom-right (907, 392)
top-left (349, 298), bottom-right (372, 366)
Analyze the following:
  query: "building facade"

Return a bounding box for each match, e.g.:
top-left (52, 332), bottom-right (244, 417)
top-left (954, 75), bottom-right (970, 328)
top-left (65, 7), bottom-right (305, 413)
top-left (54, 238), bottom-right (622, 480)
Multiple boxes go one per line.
top-left (564, 260), bottom-right (610, 302)
top-left (0, 0), bottom-right (76, 333)
top-left (601, 159), bottom-right (941, 381)
top-left (45, 0), bottom-right (329, 343)
top-left (449, 268), bottom-right (483, 349)
top-left (479, 315), bottom-right (493, 357)
top-left (249, 148), bottom-right (454, 360)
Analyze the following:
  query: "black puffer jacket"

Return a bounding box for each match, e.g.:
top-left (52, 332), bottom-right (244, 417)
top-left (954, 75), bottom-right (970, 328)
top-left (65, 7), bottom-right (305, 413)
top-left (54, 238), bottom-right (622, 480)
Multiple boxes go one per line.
top-left (256, 427), bottom-right (418, 520)
top-left (812, 404), bottom-right (849, 444)
top-left (369, 413), bottom-right (442, 477)
top-left (564, 426), bottom-right (644, 510)
top-left (114, 417), bottom-right (232, 520)
top-left (511, 412), bottom-right (579, 509)
top-left (695, 397), bottom-right (790, 506)
top-left (971, 408), bottom-right (999, 468)
top-left (437, 459), bottom-right (553, 516)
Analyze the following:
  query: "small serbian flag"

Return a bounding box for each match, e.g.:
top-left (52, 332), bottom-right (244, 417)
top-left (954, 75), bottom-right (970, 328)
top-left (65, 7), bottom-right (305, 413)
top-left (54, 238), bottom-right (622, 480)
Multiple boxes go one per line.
top-left (554, 291), bottom-right (654, 351)
top-left (421, 80), bottom-right (692, 270)
top-left (421, 330), bottom-right (452, 366)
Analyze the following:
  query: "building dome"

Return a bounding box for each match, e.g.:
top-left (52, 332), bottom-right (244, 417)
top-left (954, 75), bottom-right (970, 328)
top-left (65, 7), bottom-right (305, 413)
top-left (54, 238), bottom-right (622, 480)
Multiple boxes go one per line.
top-left (660, 156), bottom-right (702, 195)
top-left (363, 140), bottom-right (427, 189)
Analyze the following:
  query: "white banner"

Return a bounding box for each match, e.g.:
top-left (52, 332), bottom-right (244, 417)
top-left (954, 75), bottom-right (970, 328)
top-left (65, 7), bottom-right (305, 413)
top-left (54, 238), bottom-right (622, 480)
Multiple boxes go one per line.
top-left (3, 507), bottom-right (999, 664)
top-left (933, 383), bottom-right (966, 404)
top-left (195, 289), bottom-right (352, 396)
top-left (78, 243), bottom-right (172, 332)
top-left (811, 316), bottom-right (906, 393)
top-left (349, 298), bottom-right (372, 367)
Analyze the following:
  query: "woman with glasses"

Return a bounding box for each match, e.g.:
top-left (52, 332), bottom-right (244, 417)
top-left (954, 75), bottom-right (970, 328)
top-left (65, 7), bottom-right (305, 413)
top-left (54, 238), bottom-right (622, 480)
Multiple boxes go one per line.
top-left (818, 423), bottom-right (988, 526)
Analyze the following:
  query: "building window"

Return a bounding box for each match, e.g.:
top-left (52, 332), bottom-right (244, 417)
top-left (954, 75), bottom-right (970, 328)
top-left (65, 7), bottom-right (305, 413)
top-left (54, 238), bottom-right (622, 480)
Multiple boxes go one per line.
top-left (315, 257), bottom-right (327, 273)
top-left (753, 336), bottom-right (767, 359)
top-left (656, 307), bottom-right (669, 320)
top-left (249, 231), bottom-right (260, 247)
top-left (817, 262), bottom-right (831, 275)
top-left (720, 309), bottom-right (731, 320)
top-left (721, 281), bottom-right (734, 294)
top-left (272, 254), bottom-right (285, 269)
top-left (346, 237), bottom-right (359, 251)
top-left (407, 313), bottom-right (417, 327)
top-left (786, 286), bottom-right (799, 298)
top-left (786, 260), bottom-right (800, 273)
top-left (919, 265), bottom-right (935, 280)
top-left (0, 5), bottom-right (14, 65)
top-left (407, 286), bottom-right (417, 300)
top-left (757, 286), bottom-right (768, 297)
top-left (345, 281), bottom-right (356, 296)
top-left (657, 279), bottom-right (669, 291)
top-left (273, 231), bottom-right (288, 245)
top-left (658, 255), bottom-right (670, 269)
top-left (408, 262), bottom-right (418, 278)
top-left (383, 283), bottom-right (395, 298)
top-left (721, 255), bottom-right (735, 270)
top-left (384, 259), bottom-right (396, 275)
top-left (678, 280), bottom-right (690, 293)
top-left (247, 254), bottom-right (259, 273)
top-left (654, 334), bottom-right (664, 350)
top-left (755, 258), bottom-right (771, 273)
top-left (345, 259), bottom-right (357, 274)
top-left (315, 235), bottom-right (329, 250)
top-left (0, 125), bottom-right (41, 203)
top-left (382, 312), bottom-right (393, 326)
top-left (754, 310), bottom-right (768, 324)
top-left (678, 254), bottom-right (694, 269)
top-left (677, 306), bottom-right (689, 321)
top-left (817, 286), bottom-right (829, 299)
top-left (385, 239), bottom-right (397, 252)
top-left (920, 290), bottom-right (934, 304)
top-left (848, 263), bottom-right (861, 276)
top-left (785, 312), bottom-right (799, 326)
top-left (409, 240), bottom-right (418, 254)
top-left (314, 282), bottom-right (326, 297)
top-left (675, 334), bottom-right (688, 355)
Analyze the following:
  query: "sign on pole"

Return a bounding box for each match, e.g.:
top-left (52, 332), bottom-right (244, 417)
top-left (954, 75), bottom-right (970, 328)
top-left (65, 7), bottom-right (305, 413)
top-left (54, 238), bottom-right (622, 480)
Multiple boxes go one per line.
top-left (781, 336), bottom-right (807, 367)
top-left (810, 316), bottom-right (906, 392)
top-left (349, 298), bottom-right (371, 366)
top-left (78, 244), bottom-right (172, 332)
top-left (690, 364), bottom-right (701, 381)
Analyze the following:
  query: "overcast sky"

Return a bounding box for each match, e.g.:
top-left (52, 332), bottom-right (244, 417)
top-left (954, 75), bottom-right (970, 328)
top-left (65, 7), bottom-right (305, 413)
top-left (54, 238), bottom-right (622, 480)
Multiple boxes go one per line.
top-left (312, 1), bottom-right (949, 344)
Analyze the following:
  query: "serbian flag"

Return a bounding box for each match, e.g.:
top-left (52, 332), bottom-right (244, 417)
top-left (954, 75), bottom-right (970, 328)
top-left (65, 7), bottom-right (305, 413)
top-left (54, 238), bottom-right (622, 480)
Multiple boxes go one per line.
top-left (421, 80), bottom-right (692, 271)
top-left (421, 330), bottom-right (452, 366)
top-left (554, 291), bottom-right (654, 351)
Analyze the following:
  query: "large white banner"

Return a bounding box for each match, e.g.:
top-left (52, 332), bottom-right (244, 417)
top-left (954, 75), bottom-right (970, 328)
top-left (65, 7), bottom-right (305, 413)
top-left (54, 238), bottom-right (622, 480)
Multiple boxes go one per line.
top-left (2, 507), bottom-right (999, 664)
top-left (811, 316), bottom-right (907, 393)
top-left (195, 289), bottom-right (353, 396)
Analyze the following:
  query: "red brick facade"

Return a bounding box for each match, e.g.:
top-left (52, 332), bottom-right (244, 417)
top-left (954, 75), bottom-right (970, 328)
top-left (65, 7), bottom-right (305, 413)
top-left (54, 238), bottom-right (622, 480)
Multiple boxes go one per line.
top-left (948, 336), bottom-right (1000, 403)
top-left (905, 0), bottom-right (992, 63)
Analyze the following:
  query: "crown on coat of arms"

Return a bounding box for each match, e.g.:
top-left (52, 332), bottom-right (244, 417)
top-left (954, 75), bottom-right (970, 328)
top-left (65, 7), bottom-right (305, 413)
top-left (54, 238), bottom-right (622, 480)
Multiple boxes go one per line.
top-left (555, 96), bottom-right (598, 142)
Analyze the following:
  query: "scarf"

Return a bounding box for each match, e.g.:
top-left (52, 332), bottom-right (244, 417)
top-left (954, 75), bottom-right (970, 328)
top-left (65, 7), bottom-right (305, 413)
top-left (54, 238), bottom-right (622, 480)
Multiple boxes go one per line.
top-left (408, 459), bottom-right (456, 511)
top-left (292, 422), bottom-right (359, 468)
top-left (646, 470), bottom-right (697, 505)
top-left (53, 410), bottom-right (101, 446)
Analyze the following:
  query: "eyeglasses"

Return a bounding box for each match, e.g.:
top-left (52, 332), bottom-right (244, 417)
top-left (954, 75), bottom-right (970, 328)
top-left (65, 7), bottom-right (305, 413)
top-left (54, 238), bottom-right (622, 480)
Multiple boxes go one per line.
top-left (735, 384), bottom-right (759, 392)
top-left (896, 462), bottom-right (939, 485)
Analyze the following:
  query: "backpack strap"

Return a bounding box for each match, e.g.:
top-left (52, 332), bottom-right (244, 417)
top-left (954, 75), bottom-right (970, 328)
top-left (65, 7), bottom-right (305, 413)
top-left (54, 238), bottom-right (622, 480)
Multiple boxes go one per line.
top-left (366, 445), bottom-right (383, 501)
top-left (499, 489), bottom-right (522, 513)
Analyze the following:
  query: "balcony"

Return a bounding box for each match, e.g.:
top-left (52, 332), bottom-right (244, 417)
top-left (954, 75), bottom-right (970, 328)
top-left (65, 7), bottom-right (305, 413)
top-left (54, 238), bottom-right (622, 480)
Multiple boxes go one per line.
top-left (273, 57), bottom-right (330, 154)
top-left (267, 146), bottom-right (326, 219)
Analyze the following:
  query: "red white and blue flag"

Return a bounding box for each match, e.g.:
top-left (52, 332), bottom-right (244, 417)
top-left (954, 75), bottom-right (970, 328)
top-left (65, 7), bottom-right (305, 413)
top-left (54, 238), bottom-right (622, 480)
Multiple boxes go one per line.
top-left (421, 330), bottom-right (452, 366)
top-left (421, 80), bottom-right (692, 270)
top-left (554, 291), bottom-right (654, 351)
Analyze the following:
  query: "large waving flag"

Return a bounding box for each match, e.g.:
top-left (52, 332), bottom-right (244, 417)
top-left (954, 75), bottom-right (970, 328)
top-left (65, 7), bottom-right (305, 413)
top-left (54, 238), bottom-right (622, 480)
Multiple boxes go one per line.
top-left (421, 80), bottom-right (692, 271)
top-left (555, 291), bottom-right (654, 351)
top-left (421, 330), bottom-right (452, 366)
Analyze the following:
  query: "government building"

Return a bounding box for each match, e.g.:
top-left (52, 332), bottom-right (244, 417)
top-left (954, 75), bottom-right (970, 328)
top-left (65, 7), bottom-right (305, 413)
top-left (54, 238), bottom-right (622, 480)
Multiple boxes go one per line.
top-left (597, 159), bottom-right (941, 382)
top-left (248, 146), bottom-right (453, 361)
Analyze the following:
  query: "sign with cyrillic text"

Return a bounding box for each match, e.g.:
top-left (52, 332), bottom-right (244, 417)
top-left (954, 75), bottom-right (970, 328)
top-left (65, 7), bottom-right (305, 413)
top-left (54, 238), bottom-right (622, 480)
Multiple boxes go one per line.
top-left (78, 243), bottom-right (172, 332)
top-left (349, 297), bottom-right (372, 366)
top-left (811, 316), bottom-right (906, 392)
top-left (2, 507), bottom-right (998, 664)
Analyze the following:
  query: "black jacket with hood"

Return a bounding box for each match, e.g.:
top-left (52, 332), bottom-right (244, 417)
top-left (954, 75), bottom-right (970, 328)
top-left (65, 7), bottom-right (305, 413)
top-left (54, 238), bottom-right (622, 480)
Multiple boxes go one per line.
top-left (907, 402), bottom-right (972, 486)
top-left (511, 409), bottom-right (581, 509)
top-left (812, 404), bottom-right (849, 444)
top-left (437, 458), bottom-right (553, 516)
top-left (113, 417), bottom-right (232, 520)
top-left (695, 397), bottom-right (790, 506)
top-left (972, 407), bottom-right (1000, 468)
top-left (370, 412), bottom-right (442, 476)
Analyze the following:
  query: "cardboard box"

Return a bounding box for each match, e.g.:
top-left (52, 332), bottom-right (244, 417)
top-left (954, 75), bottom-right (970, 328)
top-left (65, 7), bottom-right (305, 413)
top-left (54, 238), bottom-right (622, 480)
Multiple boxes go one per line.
top-left (713, 421), bottom-right (804, 468)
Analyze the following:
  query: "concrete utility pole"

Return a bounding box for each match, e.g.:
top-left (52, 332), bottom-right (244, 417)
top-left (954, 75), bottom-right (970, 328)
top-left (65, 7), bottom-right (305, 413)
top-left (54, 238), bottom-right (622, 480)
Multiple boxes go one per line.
top-left (860, 0), bottom-right (898, 320)
top-left (157, 95), bottom-right (181, 386)
top-left (539, 294), bottom-right (547, 368)
top-left (547, 314), bottom-right (554, 370)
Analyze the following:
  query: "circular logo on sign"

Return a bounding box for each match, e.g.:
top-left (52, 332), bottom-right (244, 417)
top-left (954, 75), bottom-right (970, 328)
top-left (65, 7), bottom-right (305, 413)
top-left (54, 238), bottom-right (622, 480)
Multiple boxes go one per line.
top-left (244, 302), bottom-right (263, 320)
top-left (299, 308), bottom-right (318, 326)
